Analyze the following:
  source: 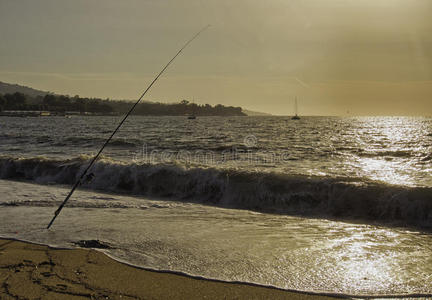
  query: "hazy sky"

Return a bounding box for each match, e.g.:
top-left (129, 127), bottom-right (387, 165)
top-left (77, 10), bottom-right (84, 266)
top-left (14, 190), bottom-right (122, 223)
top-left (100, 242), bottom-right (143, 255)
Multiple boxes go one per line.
top-left (1, 0), bottom-right (431, 115)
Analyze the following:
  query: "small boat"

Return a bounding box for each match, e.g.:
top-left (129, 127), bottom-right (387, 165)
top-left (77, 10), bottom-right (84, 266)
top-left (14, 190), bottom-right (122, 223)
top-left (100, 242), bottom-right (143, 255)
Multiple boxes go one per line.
top-left (187, 98), bottom-right (197, 119)
top-left (291, 97), bottom-right (300, 120)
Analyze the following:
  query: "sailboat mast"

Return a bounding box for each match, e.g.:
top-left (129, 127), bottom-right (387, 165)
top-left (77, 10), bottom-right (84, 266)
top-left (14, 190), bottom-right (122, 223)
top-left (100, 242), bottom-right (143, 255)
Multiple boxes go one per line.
top-left (291, 96), bottom-right (300, 120)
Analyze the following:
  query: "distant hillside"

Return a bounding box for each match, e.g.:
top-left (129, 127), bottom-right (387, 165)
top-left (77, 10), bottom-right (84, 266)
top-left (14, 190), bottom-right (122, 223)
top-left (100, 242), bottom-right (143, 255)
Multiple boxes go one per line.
top-left (0, 83), bottom-right (246, 116)
top-left (0, 81), bottom-right (49, 97)
top-left (242, 109), bottom-right (272, 116)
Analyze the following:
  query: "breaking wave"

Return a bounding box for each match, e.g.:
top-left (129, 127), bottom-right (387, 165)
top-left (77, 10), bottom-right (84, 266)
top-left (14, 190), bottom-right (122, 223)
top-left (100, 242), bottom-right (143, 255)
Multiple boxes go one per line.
top-left (1, 155), bottom-right (431, 228)
top-left (357, 150), bottom-right (415, 159)
top-left (60, 136), bottom-right (140, 147)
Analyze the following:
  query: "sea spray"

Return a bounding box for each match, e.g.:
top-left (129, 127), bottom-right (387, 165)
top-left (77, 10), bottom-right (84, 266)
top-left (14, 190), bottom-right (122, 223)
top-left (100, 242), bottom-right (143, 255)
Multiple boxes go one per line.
top-left (1, 155), bottom-right (431, 227)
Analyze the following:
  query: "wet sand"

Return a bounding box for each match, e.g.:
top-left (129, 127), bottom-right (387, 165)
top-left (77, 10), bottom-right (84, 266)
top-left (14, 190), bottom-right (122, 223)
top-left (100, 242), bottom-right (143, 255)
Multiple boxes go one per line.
top-left (0, 238), bottom-right (341, 299)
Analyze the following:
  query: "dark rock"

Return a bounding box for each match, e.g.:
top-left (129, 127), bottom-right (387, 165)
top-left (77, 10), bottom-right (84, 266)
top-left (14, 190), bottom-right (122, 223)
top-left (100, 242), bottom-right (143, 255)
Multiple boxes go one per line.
top-left (73, 240), bottom-right (112, 249)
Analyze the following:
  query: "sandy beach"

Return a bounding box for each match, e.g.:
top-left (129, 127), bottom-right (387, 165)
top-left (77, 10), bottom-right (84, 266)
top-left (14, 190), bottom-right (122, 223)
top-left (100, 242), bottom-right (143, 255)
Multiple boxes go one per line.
top-left (0, 238), bottom-right (340, 299)
top-left (1, 0), bottom-right (432, 297)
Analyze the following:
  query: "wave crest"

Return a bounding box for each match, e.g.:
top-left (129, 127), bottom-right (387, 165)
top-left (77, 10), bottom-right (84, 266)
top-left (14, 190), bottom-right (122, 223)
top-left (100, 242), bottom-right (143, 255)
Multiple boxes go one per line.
top-left (1, 155), bottom-right (431, 227)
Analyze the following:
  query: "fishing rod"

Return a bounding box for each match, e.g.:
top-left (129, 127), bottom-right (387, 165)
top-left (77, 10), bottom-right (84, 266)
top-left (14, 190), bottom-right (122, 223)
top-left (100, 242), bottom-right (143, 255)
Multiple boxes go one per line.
top-left (47, 25), bottom-right (210, 229)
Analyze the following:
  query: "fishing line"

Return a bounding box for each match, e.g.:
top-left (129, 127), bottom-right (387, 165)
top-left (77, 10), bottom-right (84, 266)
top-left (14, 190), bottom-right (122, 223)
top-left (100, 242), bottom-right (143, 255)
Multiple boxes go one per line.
top-left (47, 25), bottom-right (210, 229)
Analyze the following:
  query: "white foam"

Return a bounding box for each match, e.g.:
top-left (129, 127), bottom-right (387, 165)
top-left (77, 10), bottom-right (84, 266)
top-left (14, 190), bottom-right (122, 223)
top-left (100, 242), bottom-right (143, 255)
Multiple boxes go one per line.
top-left (1, 179), bottom-right (432, 296)
top-left (1, 155), bottom-right (432, 227)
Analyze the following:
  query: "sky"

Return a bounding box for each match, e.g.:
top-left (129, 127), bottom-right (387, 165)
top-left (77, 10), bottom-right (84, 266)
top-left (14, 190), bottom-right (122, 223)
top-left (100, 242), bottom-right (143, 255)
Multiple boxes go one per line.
top-left (0, 0), bottom-right (431, 115)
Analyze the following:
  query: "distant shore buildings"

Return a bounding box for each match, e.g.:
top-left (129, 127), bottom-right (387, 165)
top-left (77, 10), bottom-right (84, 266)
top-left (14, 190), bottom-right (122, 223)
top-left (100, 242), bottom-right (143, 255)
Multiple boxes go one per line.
top-left (0, 110), bottom-right (120, 117)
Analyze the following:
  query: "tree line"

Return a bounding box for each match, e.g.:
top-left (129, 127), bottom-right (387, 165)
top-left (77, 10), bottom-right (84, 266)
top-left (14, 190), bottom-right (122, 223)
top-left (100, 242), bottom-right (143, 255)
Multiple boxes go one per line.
top-left (0, 92), bottom-right (245, 116)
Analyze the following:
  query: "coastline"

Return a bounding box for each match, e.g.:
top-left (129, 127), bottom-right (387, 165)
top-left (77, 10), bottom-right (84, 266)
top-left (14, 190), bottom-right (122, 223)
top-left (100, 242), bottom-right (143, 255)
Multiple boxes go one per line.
top-left (1, 178), bottom-right (432, 298)
top-left (0, 238), bottom-right (341, 299)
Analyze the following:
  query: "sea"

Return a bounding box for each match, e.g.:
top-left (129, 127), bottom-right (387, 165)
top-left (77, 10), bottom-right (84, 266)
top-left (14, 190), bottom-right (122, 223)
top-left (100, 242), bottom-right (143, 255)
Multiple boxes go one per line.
top-left (1, 115), bottom-right (432, 297)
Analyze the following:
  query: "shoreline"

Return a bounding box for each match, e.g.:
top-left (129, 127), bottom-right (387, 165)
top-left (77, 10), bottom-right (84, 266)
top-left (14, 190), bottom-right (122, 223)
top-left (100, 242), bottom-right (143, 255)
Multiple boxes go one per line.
top-left (2, 238), bottom-right (429, 299)
top-left (0, 238), bottom-right (342, 299)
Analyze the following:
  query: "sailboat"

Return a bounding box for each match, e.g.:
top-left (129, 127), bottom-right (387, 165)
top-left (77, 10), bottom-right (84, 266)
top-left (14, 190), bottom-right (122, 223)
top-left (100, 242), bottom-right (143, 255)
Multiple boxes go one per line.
top-left (291, 97), bottom-right (300, 120)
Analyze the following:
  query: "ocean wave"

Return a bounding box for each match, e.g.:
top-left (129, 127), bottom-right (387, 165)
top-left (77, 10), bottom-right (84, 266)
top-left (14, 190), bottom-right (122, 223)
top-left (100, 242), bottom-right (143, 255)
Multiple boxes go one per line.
top-left (421, 154), bottom-right (432, 162)
top-left (1, 155), bottom-right (431, 227)
top-left (63, 136), bottom-right (139, 147)
top-left (0, 199), bottom-right (150, 210)
top-left (357, 150), bottom-right (414, 159)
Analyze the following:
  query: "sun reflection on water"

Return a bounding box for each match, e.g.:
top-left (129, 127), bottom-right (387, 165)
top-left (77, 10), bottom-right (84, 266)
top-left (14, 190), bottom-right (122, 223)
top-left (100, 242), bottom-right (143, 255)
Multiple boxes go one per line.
top-left (348, 117), bottom-right (432, 186)
top-left (328, 227), bottom-right (407, 294)
top-left (358, 158), bottom-right (413, 185)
